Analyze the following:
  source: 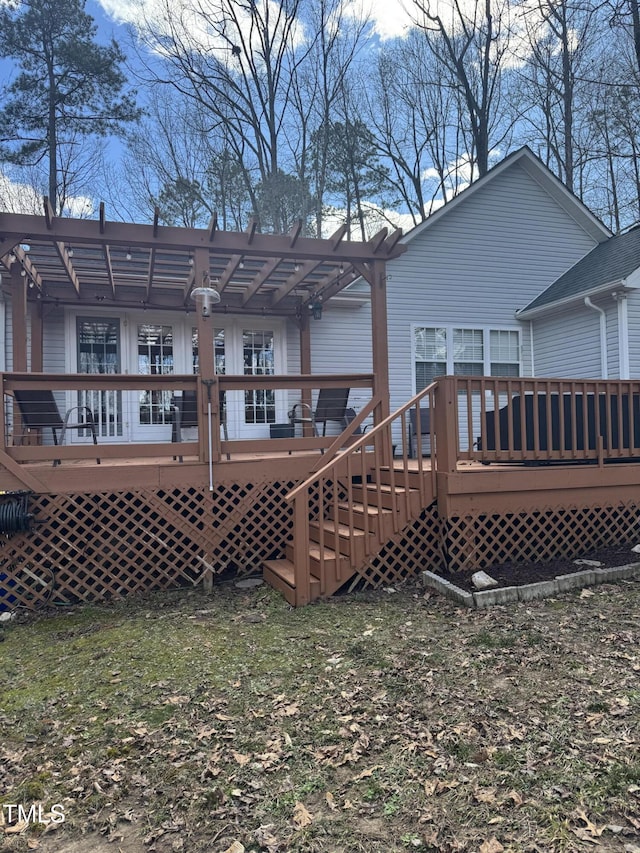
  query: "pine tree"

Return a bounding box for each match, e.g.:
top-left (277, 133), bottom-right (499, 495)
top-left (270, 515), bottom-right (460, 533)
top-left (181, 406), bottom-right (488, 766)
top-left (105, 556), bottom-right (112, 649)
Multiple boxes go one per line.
top-left (0, 0), bottom-right (139, 213)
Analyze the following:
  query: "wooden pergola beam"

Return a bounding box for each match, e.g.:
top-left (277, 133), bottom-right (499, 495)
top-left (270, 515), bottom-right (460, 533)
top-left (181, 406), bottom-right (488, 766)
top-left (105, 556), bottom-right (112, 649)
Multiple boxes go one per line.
top-left (103, 245), bottom-right (116, 299)
top-left (368, 227), bottom-right (388, 253)
top-left (207, 212), bottom-right (218, 242)
top-left (55, 241), bottom-right (80, 296)
top-left (289, 219), bottom-right (303, 247)
top-left (43, 196), bottom-right (55, 230)
top-left (271, 260), bottom-right (321, 306)
top-left (382, 228), bottom-right (403, 254)
top-left (217, 254), bottom-right (242, 293)
top-left (146, 246), bottom-right (157, 300)
top-left (0, 213), bottom-right (406, 264)
top-left (330, 223), bottom-right (348, 250)
top-left (242, 257), bottom-right (281, 306)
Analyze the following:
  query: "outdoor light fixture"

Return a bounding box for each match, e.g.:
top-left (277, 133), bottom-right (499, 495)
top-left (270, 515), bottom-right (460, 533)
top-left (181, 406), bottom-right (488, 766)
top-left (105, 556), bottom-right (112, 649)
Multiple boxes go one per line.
top-left (126, 248), bottom-right (132, 261)
top-left (67, 245), bottom-right (74, 258)
top-left (308, 294), bottom-right (323, 320)
top-left (191, 274), bottom-right (221, 318)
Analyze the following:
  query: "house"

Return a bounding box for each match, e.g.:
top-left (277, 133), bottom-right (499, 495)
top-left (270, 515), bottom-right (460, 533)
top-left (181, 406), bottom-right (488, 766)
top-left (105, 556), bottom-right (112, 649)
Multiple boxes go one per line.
top-left (1, 150), bottom-right (639, 609)
top-left (517, 226), bottom-right (640, 380)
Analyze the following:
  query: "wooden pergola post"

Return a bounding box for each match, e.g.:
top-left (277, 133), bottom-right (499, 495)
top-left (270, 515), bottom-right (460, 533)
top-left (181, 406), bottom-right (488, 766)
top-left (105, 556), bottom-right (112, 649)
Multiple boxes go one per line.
top-left (193, 248), bottom-right (220, 464)
top-left (30, 300), bottom-right (43, 373)
top-left (371, 260), bottom-right (390, 421)
top-left (10, 262), bottom-right (28, 445)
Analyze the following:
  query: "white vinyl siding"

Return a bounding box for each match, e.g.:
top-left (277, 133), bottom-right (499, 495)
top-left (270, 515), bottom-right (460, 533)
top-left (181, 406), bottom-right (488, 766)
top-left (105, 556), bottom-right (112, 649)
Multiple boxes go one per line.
top-left (626, 290), bottom-right (640, 379)
top-left (532, 307), bottom-right (602, 378)
top-left (387, 159), bottom-right (603, 415)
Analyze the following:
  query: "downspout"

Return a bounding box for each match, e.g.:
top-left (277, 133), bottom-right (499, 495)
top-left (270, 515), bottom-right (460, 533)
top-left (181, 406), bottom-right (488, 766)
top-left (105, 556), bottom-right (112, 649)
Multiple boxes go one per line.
top-left (584, 297), bottom-right (608, 379)
top-left (529, 320), bottom-right (535, 376)
top-left (0, 286), bottom-right (5, 372)
top-left (613, 292), bottom-right (630, 379)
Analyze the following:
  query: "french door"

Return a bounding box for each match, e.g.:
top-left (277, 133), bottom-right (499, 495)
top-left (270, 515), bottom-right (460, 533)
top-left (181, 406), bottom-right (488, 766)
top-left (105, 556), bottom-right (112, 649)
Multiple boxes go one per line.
top-left (192, 320), bottom-right (286, 439)
top-left (71, 313), bottom-right (286, 443)
top-left (76, 317), bottom-right (124, 440)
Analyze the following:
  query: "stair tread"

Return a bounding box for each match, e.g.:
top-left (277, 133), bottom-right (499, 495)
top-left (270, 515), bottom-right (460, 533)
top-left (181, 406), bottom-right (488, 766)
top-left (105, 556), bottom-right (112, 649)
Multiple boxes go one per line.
top-left (263, 559), bottom-right (320, 588)
top-left (309, 519), bottom-right (369, 537)
top-left (336, 501), bottom-right (392, 515)
top-left (356, 483), bottom-right (420, 495)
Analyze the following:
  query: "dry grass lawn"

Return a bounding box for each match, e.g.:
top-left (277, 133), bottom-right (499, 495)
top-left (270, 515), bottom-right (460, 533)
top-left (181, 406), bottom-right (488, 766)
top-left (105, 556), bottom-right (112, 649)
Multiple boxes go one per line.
top-left (1, 577), bottom-right (639, 852)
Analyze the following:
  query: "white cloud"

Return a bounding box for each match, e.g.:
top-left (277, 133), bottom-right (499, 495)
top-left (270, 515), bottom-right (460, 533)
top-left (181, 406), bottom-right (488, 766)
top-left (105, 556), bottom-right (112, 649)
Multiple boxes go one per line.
top-left (0, 170), bottom-right (41, 215)
top-left (341, 0), bottom-right (413, 41)
top-left (96, 0), bottom-right (306, 60)
top-left (0, 169), bottom-right (93, 218)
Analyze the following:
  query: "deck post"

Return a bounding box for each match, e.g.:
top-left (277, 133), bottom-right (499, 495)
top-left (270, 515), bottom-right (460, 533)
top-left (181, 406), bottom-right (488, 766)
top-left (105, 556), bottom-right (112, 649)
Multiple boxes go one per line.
top-left (193, 248), bottom-right (221, 463)
top-left (299, 311), bottom-right (313, 437)
top-left (371, 260), bottom-right (391, 466)
top-left (293, 494), bottom-right (311, 606)
top-left (433, 376), bottom-right (458, 474)
top-left (30, 301), bottom-right (43, 373)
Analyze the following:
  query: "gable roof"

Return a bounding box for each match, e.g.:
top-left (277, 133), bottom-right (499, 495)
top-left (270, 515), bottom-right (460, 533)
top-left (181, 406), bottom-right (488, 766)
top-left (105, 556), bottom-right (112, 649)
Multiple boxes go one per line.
top-left (518, 227), bottom-right (640, 317)
top-left (400, 146), bottom-right (611, 247)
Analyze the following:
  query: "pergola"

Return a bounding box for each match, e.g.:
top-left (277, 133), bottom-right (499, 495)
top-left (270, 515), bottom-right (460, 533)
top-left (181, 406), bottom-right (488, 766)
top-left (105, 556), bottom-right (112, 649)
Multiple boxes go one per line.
top-left (0, 201), bottom-right (406, 456)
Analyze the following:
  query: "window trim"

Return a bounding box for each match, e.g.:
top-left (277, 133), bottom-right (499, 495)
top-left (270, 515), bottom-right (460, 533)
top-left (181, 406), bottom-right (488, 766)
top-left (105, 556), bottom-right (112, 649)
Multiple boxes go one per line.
top-left (411, 323), bottom-right (522, 392)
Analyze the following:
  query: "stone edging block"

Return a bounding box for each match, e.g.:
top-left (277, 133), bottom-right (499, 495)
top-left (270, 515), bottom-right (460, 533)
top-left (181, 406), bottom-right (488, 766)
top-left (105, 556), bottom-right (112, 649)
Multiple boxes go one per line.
top-left (422, 561), bottom-right (640, 610)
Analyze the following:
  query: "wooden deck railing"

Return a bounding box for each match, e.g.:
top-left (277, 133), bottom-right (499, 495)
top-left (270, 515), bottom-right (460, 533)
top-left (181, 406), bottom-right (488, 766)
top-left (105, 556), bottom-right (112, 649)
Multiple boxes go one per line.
top-left (0, 371), bottom-right (375, 465)
top-left (284, 382), bottom-right (438, 602)
top-left (444, 376), bottom-right (640, 468)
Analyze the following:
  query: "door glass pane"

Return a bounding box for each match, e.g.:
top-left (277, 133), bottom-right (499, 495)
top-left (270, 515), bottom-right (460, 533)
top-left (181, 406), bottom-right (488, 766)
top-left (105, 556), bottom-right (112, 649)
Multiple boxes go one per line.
top-left (76, 317), bottom-right (122, 437)
top-left (243, 329), bottom-right (275, 424)
top-left (192, 327), bottom-right (226, 422)
top-left (138, 324), bottom-right (173, 425)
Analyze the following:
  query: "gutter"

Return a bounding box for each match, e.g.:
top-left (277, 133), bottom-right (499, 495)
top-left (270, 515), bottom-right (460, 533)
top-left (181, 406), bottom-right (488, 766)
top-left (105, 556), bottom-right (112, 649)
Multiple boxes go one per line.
top-left (583, 297), bottom-right (608, 378)
top-left (516, 279), bottom-right (629, 320)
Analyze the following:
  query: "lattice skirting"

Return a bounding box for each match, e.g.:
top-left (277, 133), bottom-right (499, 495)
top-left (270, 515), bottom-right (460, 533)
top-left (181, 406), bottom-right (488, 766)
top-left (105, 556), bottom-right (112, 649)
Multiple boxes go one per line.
top-left (441, 501), bottom-right (640, 573)
top-left (354, 500), bottom-right (640, 586)
top-left (2, 488), bottom-right (639, 609)
top-left (0, 481), bottom-right (298, 610)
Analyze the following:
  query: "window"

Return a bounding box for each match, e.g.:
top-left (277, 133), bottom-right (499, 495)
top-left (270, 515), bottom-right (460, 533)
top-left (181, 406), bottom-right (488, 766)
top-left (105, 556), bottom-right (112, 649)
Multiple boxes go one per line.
top-left (243, 329), bottom-right (276, 424)
top-left (414, 326), bottom-right (521, 390)
top-left (453, 328), bottom-right (484, 376)
top-left (137, 324), bottom-right (173, 425)
top-left (489, 330), bottom-right (520, 376)
top-left (414, 327), bottom-right (446, 389)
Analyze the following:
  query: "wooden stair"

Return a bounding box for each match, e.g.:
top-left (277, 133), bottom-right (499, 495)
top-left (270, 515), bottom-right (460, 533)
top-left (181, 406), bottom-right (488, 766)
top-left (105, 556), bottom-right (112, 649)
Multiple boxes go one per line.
top-left (263, 462), bottom-right (433, 606)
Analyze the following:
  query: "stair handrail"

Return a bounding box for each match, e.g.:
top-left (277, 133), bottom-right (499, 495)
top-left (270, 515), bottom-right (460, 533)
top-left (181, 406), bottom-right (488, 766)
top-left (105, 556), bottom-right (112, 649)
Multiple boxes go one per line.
top-left (285, 380), bottom-right (439, 503)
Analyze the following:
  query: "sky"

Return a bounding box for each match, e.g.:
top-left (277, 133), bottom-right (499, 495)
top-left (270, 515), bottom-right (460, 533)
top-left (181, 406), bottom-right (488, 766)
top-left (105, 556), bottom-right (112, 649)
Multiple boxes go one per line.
top-left (1, 0), bottom-right (424, 228)
top-left (92, 0), bottom-right (416, 41)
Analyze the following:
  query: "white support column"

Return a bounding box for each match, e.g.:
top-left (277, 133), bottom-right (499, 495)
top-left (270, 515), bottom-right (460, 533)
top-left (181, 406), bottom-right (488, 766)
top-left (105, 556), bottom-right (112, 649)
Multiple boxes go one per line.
top-left (613, 291), bottom-right (630, 379)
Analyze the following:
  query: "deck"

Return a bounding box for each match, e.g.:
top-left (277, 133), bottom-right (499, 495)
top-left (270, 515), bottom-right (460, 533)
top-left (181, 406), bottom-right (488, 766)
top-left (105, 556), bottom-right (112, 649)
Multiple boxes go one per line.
top-left (2, 374), bottom-right (640, 608)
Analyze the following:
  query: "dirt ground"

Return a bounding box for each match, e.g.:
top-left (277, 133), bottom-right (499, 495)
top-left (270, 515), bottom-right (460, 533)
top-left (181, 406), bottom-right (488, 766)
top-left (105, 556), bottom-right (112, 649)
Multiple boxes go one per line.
top-left (442, 544), bottom-right (640, 591)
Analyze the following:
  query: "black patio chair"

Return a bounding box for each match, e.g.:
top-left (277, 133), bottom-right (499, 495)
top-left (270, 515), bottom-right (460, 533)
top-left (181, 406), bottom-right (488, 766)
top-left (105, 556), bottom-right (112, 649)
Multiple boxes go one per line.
top-left (288, 387), bottom-right (353, 452)
top-left (408, 406), bottom-right (431, 458)
top-left (13, 389), bottom-right (100, 467)
top-left (171, 390), bottom-right (229, 462)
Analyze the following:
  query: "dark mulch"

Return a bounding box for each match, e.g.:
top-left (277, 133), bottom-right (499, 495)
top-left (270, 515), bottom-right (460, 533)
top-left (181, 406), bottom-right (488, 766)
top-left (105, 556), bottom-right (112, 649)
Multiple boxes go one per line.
top-left (442, 542), bottom-right (640, 592)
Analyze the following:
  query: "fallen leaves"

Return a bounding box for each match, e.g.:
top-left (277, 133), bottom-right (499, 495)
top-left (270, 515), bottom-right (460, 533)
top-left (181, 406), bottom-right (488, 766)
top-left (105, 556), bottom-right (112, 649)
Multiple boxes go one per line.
top-left (1, 582), bottom-right (639, 853)
top-left (479, 839), bottom-right (504, 853)
top-left (292, 802), bottom-right (313, 829)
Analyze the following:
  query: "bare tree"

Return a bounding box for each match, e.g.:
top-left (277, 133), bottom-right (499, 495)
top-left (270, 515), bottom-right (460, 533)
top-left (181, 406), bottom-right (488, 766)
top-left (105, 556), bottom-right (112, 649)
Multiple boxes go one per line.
top-left (134, 0), bottom-right (315, 231)
top-left (514, 0), bottom-right (603, 193)
top-left (410, 0), bottom-right (513, 178)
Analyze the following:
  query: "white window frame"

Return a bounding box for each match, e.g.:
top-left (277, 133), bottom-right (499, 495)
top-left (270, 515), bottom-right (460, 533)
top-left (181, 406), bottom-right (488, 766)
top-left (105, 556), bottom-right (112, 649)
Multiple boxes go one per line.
top-left (411, 323), bottom-right (522, 391)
